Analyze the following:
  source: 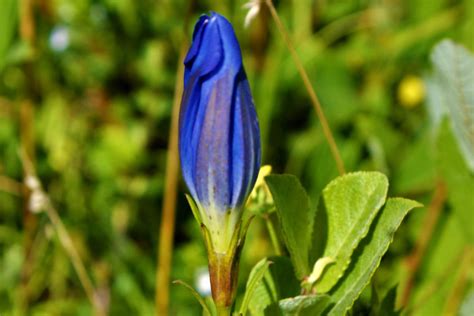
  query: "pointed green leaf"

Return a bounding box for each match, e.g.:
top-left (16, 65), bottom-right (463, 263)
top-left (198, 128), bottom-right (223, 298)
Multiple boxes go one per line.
top-left (327, 198), bottom-right (421, 316)
top-left (249, 256), bottom-right (300, 315)
top-left (279, 294), bottom-right (330, 316)
top-left (376, 286), bottom-right (401, 316)
top-left (172, 280), bottom-right (213, 316)
top-left (265, 175), bottom-right (316, 279)
top-left (316, 172), bottom-right (389, 293)
top-left (185, 194), bottom-right (202, 224)
top-left (239, 258), bottom-right (272, 315)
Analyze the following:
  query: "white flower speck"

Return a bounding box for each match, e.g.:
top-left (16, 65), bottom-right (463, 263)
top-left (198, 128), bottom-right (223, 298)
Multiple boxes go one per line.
top-left (25, 175), bottom-right (40, 190)
top-left (195, 267), bottom-right (211, 296)
top-left (29, 190), bottom-right (47, 213)
top-left (243, 0), bottom-right (262, 28)
top-left (25, 175), bottom-right (46, 213)
top-left (49, 26), bottom-right (70, 52)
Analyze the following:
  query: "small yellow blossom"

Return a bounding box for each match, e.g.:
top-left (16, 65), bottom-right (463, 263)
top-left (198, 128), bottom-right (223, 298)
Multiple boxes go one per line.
top-left (398, 75), bottom-right (426, 108)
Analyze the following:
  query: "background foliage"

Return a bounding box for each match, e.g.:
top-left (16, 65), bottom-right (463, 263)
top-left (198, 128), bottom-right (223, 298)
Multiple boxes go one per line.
top-left (0, 0), bottom-right (472, 315)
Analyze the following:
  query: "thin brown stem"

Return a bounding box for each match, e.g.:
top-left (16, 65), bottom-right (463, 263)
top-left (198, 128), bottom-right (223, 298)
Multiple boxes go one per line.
top-left (20, 0), bottom-right (35, 43)
top-left (43, 202), bottom-right (104, 314)
top-left (154, 37), bottom-right (188, 316)
top-left (400, 181), bottom-right (447, 307)
top-left (19, 0), bottom-right (37, 310)
top-left (405, 249), bottom-right (467, 315)
top-left (0, 175), bottom-right (22, 195)
top-left (443, 247), bottom-right (473, 315)
top-left (264, 0), bottom-right (345, 175)
top-left (155, 3), bottom-right (196, 313)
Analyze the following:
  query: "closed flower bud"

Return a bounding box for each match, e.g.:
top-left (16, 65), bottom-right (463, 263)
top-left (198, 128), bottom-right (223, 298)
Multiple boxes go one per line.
top-left (179, 12), bottom-right (261, 254)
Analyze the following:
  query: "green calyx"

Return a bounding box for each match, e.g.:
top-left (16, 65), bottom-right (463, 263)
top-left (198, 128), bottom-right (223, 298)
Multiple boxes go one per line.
top-left (186, 194), bottom-right (254, 311)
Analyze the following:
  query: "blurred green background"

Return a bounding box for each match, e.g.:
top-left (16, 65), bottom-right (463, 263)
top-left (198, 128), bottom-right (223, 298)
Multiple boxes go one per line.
top-left (0, 0), bottom-right (472, 315)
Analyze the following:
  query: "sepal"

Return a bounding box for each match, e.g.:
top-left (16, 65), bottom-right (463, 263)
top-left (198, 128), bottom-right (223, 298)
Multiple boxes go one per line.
top-left (186, 193), bottom-right (203, 225)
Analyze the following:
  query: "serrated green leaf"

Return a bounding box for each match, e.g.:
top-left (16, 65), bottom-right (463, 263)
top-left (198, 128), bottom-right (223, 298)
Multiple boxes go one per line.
top-left (315, 172), bottom-right (389, 293)
top-left (327, 198), bottom-right (421, 316)
top-left (239, 258), bottom-right (272, 315)
top-left (249, 256), bottom-right (300, 315)
top-left (437, 120), bottom-right (474, 242)
top-left (265, 175), bottom-right (316, 279)
top-left (279, 294), bottom-right (330, 316)
top-left (430, 39), bottom-right (474, 171)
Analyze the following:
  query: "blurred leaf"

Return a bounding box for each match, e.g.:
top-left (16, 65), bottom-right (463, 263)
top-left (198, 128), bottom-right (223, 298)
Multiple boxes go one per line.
top-left (327, 198), bottom-right (421, 315)
top-left (460, 288), bottom-right (474, 316)
top-left (315, 172), bottom-right (389, 293)
top-left (355, 115), bottom-right (404, 168)
top-left (249, 256), bottom-right (300, 315)
top-left (31, 298), bottom-right (90, 315)
top-left (393, 129), bottom-right (436, 194)
top-left (265, 175), bottom-right (316, 279)
top-left (425, 75), bottom-right (448, 131)
top-left (239, 258), bottom-right (271, 315)
top-left (114, 270), bottom-right (154, 315)
top-left (88, 124), bottom-right (147, 177)
top-left (292, 0), bottom-right (312, 40)
top-left (437, 120), bottom-right (474, 241)
top-left (407, 0), bottom-right (445, 22)
top-left (303, 137), bottom-right (361, 209)
top-left (430, 39), bottom-right (474, 171)
top-left (136, 40), bottom-right (167, 88)
top-left (0, 243), bottom-right (22, 307)
top-left (37, 94), bottom-right (75, 171)
top-left (311, 57), bottom-right (359, 126)
top-left (410, 212), bottom-right (466, 315)
top-left (254, 43), bottom-right (285, 159)
top-left (2, 41), bottom-right (34, 66)
top-left (278, 294), bottom-right (330, 316)
top-left (0, 0), bottom-right (17, 71)
top-left (374, 286), bottom-right (401, 316)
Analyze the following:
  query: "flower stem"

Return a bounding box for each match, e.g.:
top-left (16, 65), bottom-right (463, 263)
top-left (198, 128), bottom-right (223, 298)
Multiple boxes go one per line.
top-left (400, 181), bottom-right (447, 307)
top-left (264, 0), bottom-right (346, 175)
top-left (155, 3), bottom-right (194, 315)
top-left (155, 41), bottom-right (187, 316)
top-left (216, 305), bottom-right (231, 316)
top-left (264, 214), bottom-right (284, 256)
top-left (208, 251), bottom-right (239, 313)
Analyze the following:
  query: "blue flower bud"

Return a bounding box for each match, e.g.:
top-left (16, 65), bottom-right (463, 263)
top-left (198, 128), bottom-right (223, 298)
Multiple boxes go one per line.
top-left (179, 12), bottom-right (261, 252)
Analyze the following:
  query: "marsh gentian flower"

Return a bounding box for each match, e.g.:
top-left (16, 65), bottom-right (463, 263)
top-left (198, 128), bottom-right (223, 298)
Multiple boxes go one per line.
top-left (179, 13), bottom-right (260, 310)
top-left (179, 13), bottom-right (261, 254)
